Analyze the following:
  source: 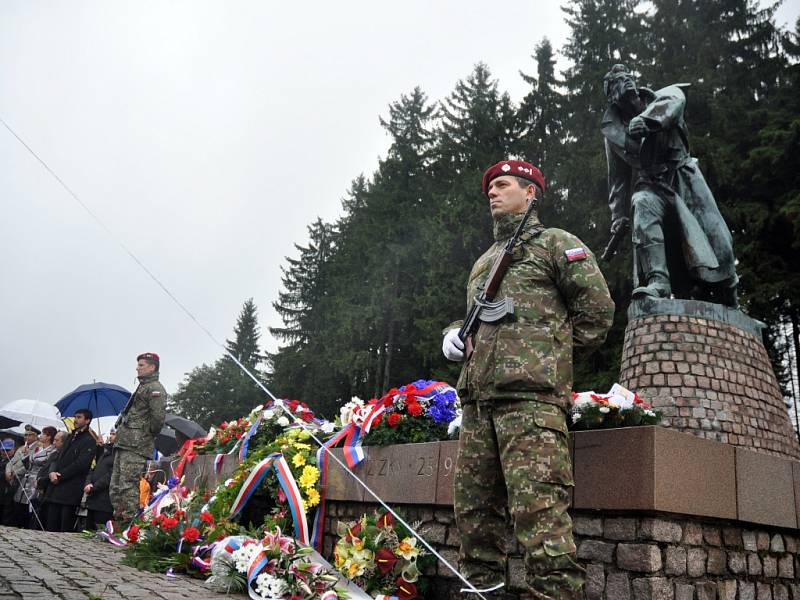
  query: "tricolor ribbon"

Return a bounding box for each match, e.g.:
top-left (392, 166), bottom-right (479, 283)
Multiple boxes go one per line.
top-left (190, 543), bottom-right (215, 571)
top-left (214, 452), bottom-right (225, 475)
top-left (97, 520), bottom-right (127, 547)
top-left (238, 415), bottom-right (263, 462)
top-left (310, 426), bottom-right (352, 551)
top-left (228, 452), bottom-right (309, 546)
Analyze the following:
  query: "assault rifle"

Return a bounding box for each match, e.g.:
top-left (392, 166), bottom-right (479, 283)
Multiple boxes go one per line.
top-left (457, 199), bottom-right (538, 360)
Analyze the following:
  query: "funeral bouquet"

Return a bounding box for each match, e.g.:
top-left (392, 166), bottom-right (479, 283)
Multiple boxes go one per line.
top-left (570, 384), bottom-right (661, 430)
top-left (333, 511), bottom-right (432, 599)
top-left (353, 380), bottom-right (461, 446)
top-left (120, 478), bottom-right (231, 574)
top-left (206, 529), bottom-right (348, 599)
top-left (208, 425), bottom-right (322, 535)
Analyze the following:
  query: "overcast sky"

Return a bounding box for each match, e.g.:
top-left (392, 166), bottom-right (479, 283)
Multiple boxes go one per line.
top-left (1, 1), bottom-right (797, 412)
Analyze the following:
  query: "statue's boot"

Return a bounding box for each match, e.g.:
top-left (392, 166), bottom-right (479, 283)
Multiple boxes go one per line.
top-left (633, 243), bottom-right (672, 299)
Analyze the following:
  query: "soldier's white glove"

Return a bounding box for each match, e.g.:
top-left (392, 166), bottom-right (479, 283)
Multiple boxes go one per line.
top-left (442, 328), bottom-right (465, 361)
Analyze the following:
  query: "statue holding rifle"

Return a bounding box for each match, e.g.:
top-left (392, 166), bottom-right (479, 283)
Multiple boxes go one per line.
top-left (601, 64), bottom-right (739, 307)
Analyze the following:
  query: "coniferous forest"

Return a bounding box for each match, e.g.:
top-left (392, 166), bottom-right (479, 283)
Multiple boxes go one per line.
top-left (171, 0), bottom-right (800, 425)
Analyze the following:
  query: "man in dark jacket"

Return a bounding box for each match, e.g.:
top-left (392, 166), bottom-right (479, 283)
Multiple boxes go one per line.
top-left (84, 430), bottom-right (115, 530)
top-left (45, 410), bottom-right (97, 532)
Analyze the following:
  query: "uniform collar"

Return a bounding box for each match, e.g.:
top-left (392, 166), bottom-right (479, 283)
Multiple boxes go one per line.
top-left (138, 373), bottom-right (159, 384)
top-left (493, 210), bottom-right (541, 242)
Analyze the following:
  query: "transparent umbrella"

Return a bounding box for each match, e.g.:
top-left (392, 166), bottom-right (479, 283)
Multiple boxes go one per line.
top-left (0, 398), bottom-right (62, 430)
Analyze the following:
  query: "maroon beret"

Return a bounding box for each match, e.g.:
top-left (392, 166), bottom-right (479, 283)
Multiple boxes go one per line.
top-left (482, 160), bottom-right (545, 197)
top-left (137, 352), bottom-right (160, 367)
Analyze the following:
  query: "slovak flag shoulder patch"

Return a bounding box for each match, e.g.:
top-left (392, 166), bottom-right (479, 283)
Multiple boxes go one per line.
top-left (150, 390), bottom-right (162, 397)
top-left (565, 247), bottom-right (588, 262)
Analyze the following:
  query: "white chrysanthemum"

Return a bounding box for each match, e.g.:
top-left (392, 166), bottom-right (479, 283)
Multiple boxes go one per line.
top-left (571, 413), bottom-right (581, 424)
top-left (277, 416), bottom-right (290, 427)
top-left (644, 409), bottom-right (656, 417)
top-left (447, 412), bottom-right (462, 436)
top-left (339, 397), bottom-right (365, 425)
top-left (264, 409), bottom-right (275, 419)
top-left (320, 421), bottom-right (335, 434)
top-left (599, 406), bottom-right (611, 414)
top-left (254, 572), bottom-right (288, 599)
top-left (231, 543), bottom-right (262, 574)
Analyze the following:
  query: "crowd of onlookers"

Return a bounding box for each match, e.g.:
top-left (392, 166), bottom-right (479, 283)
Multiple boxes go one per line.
top-left (0, 410), bottom-right (120, 532)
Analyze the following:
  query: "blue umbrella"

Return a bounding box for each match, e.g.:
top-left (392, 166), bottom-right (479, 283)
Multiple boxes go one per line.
top-left (55, 382), bottom-right (131, 419)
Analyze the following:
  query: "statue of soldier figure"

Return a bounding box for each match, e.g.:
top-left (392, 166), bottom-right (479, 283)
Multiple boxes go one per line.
top-left (601, 64), bottom-right (739, 307)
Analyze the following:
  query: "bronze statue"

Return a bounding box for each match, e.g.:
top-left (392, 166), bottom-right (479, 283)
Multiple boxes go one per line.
top-left (601, 64), bottom-right (739, 307)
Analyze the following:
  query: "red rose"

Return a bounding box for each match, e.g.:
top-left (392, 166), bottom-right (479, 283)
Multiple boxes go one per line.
top-left (219, 422), bottom-right (228, 430)
top-left (372, 413), bottom-right (383, 427)
top-left (376, 512), bottom-right (395, 529)
top-left (388, 414), bottom-right (402, 428)
top-left (288, 400), bottom-right (300, 411)
top-left (407, 402), bottom-right (423, 417)
top-left (199, 511), bottom-right (214, 525)
top-left (182, 527), bottom-right (201, 543)
top-left (235, 431), bottom-right (244, 439)
top-left (396, 577), bottom-right (419, 600)
top-left (161, 517), bottom-right (179, 530)
top-left (376, 547), bottom-right (398, 574)
top-left (300, 411), bottom-right (314, 423)
top-left (127, 525), bottom-right (140, 543)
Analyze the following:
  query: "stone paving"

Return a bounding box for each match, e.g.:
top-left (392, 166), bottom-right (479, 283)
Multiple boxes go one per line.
top-left (0, 526), bottom-right (228, 600)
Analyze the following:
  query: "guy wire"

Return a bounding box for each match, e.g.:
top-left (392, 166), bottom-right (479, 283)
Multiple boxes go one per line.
top-left (0, 114), bottom-right (491, 598)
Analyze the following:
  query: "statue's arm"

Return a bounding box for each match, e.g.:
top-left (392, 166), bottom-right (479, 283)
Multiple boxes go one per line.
top-left (639, 85), bottom-right (686, 132)
top-left (606, 139), bottom-right (630, 224)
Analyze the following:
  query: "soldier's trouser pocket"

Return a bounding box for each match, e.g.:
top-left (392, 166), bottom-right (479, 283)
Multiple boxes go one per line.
top-left (493, 325), bottom-right (556, 391)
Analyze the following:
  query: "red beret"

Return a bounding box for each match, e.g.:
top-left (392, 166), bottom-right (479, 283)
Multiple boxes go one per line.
top-left (482, 160), bottom-right (545, 197)
top-left (137, 352), bottom-right (160, 366)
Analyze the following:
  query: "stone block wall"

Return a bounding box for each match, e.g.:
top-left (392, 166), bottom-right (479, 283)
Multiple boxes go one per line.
top-left (321, 503), bottom-right (800, 599)
top-left (619, 311), bottom-right (800, 460)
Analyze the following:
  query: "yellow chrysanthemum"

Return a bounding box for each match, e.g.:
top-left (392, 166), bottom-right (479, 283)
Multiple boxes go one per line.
top-left (305, 488), bottom-right (320, 507)
top-left (292, 453), bottom-right (306, 468)
top-left (299, 465), bottom-right (320, 487)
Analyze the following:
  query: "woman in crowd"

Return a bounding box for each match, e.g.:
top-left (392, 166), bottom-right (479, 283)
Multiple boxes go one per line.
top-left (14, 426), bottom-right (57, 529)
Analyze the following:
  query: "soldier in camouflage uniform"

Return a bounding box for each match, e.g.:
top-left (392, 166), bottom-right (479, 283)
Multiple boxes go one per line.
top-left (442, 160), bottom-right (614, 599)
top-left (110, 352), bottom-right (166, 524)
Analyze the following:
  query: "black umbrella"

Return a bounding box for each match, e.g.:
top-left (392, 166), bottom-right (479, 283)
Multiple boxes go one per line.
top-left (155, 426), bottom-right (178, 456)
top-left (0, 429), bottom-right (25, 444)
top-left (165, 414), bottom-right (206, 440)
top-left (0, 416), bottom-right (21, 429)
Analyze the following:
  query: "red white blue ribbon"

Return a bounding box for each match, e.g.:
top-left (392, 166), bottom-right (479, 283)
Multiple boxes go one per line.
top-left (97, 520), bottom-right (127, 547)
top-left (238, 415), bottom-right (263, 461)
top-left (228, 453), bottom-right (309, 546)
top-left (310, 426), bottom-right (351, 551)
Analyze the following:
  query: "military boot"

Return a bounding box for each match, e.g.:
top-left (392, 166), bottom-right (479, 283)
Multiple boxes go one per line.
top-left (632, 243), bottom-right (671, 299)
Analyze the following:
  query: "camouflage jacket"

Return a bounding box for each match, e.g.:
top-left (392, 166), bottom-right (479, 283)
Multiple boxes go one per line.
top-left (450, 212), bottom-right (614, 410)
top-left (114, 373), bottom-right (167, 458)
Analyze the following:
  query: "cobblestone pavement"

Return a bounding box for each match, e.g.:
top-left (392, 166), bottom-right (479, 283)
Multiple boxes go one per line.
top-left (0, 525), bottom-right (228, 600)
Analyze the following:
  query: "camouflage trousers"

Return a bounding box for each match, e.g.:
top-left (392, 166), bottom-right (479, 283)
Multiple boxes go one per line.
top-left (454, 399), bottom-right (584, 600)
top-left (109, 449), bottom-right (147, 524)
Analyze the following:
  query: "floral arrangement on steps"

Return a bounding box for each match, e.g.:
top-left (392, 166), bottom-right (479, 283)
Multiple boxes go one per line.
top-left (332, 511), bottom-right (434, 600)
top-left (206, 529), bottom-right (350, 599)
top-left (569, 383), bottom-right (661, 431)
